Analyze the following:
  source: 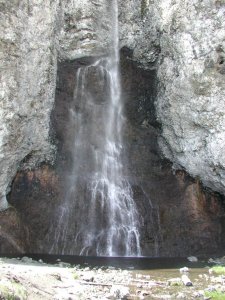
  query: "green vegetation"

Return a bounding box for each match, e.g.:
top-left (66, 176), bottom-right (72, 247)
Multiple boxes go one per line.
top-left (73, 273), bottom-right (79, 280)
top-left (167, 278), bottom-right (182, 286)
top-left (141, 0), bottom-right (149, 19)
top-left (0, 281), bottom-right (27, 300)
top-left (210, 266), bottom-right (225, 275)
top-left (71, 270), bottom-right (79, 280)
top-left (205, 291), bottom-right (225, 300)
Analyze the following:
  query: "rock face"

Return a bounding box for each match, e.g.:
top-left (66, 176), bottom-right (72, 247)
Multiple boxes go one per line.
top-left (0, 0), bottom-right (59, 210)
top-left (0, 0), bottom-right (113, 211)
top-left (119, 0), bottom-right (225, 195)
top-left (1, 0), bottom-right (225, 207)
top-left (58, 0), bottom-right (112, 60)
top-left (7, 55), bottom-right (225, 256)
top-left (119, 0), bottom-right (161, 69)
top-left (156, 0), bottom-right (225, 195)
top-left (1, 0), bottom-right (225, 255)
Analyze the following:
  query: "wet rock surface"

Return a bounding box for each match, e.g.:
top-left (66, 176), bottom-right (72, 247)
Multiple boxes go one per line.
top-left (0, 0), bottom-right (224, 212)
top-left (0, 0), bottom-right (114, 211)
top-left (1, 0), bottom-right (225, 256)
top-left (5, 54), bottom-right (225, 256)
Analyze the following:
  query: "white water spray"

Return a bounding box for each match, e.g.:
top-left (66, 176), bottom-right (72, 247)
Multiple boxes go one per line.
top-left (50, 0), bottom-right (141, 256)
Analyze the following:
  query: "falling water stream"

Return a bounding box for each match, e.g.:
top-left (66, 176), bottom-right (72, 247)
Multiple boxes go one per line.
top-left (50, 0), bottom-right (141, 256)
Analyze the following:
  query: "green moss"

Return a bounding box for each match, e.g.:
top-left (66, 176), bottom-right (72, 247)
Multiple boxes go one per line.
top-left (210, 266), bottom-right (225, 275)
top-left (70, 270), bottom-right (79, 280)
top-left (167, 278), bottom-right (182, 286)
top-left (205, 291), bottom-right (225, 300)
top-left (73, 273), bottom-right (79, 280)
top-left (141, 0), bottom-right (149, 19)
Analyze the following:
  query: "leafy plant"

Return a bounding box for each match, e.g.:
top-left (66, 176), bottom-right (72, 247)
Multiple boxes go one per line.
top-left (205, 291), bottom-right (225, 300)
top-left (210, 266), bottom-right (225, 275)
top-left (0, 281), bottom-right (27, 300)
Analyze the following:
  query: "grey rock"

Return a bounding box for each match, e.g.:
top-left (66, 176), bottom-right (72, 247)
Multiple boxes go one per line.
top-left (180, 267), bottom-right (189, 274)
top-left (57, 0), bottom-right (113, 60)
top-left (81, 271), bottom-right (95, 282)
top-left (109, 285), bottom-right (130, 299)
top-left (156, 1), bottom-right (225, 195)
top-left (181, 274), bottom-right (193, 286)
top-left (1, 0), bottom-right (225, 213)
top-left (188, 256), bottom-right (198, 262)
top-left (119, 0), bottom-right (161, 68)
top-left (119, 0), bottom-right (225, 195)
top-left (0, 0), bottom-right (111, 210)
top-left (21, 256), bottom-right (33, 263)
top-left (176, 292), bottom-right (186, 299)
top-left (0, 0), bottom-right (59, 210)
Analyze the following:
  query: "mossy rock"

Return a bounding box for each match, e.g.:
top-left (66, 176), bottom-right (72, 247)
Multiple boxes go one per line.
top-left (141, 0), bottom-right (149, 18)
top-left (167, 278), bottom-right (182, 286)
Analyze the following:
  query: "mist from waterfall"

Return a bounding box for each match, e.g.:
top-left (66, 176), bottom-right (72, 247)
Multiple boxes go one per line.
top-left (49, 0), bottom-right (141, 256)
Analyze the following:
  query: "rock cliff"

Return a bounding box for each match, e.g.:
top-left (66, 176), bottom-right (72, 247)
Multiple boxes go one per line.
top-left (0, 0), bottom-right (225, 212)
top-left (156, 0), bottom-right (225, 195)
top-left (0, 0), bottom-right (59, 210)
top-left (0, 0), bottom-right (111, 210)
top-left (119, 0), bottom-right (225, 195)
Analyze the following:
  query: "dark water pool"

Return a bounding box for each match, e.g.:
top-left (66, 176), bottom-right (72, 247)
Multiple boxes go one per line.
top-left (1, 254), bottom-right (211, 270)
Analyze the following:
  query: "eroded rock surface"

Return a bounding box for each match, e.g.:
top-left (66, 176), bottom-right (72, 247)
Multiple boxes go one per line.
top-left (1, 0), bottom-right (225, 254)
top-left (0, 0), bottom-right (112, 210)
top-left (1, 0), bottom-right (225, 206)
top-left (6, 56), bottom-right (225, 257)
top-left (156, 0), bottom-right (225, 195)
top-left (120, 0), bottom-right (225, 195)
top-left (0, 0), bottom-right (59, 209)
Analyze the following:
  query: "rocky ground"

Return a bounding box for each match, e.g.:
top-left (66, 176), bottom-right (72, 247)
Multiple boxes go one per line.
top-left (0, 256), bottom-right (225, 299)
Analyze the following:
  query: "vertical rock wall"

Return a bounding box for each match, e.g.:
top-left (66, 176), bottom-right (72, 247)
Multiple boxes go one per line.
top-left (1, 0), bottom-right (225, 255)
top-left (1, 0), bottom-right (224, 210)
top-left (0, 0), bottom-right (59, 209)
top-left (119, 0), bottom-right (225, 196)
top-left (157, 0), bottom-right (225, 195)
top-left (0, 0), bottom-right (112, 210)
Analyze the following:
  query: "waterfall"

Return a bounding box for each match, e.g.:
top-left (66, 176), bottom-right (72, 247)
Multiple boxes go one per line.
top-left (49, 0), bottom-right (141, 256)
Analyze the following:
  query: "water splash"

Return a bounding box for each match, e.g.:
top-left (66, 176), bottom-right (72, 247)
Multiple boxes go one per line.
top-left (49, 0), bottom-right (141, 256)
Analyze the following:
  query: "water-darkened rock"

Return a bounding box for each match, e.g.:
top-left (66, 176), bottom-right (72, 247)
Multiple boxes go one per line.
top-left (5, 54), bottom-right (225, 256)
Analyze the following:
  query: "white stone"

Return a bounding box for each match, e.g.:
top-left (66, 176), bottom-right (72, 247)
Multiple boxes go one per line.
top-left (109, 285), bottom-right (130, 299)
top-left (187, 256), bottom-right (198, 262)
top-left (180, 267), bottom-right (189, 274)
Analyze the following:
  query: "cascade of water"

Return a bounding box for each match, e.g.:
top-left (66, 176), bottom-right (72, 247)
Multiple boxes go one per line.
top-left (49, 0), bottom-right (141, 256)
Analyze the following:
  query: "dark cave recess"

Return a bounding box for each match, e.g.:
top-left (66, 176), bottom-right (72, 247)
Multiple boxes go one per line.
top-left (3, 51), bottom-right (225, 257)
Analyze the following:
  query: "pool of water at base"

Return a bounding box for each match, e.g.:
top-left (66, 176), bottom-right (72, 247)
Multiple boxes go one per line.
top-left (1, 254), bottom-right (223, 299)
top-left (0, 254), bottom-right (212, 270)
